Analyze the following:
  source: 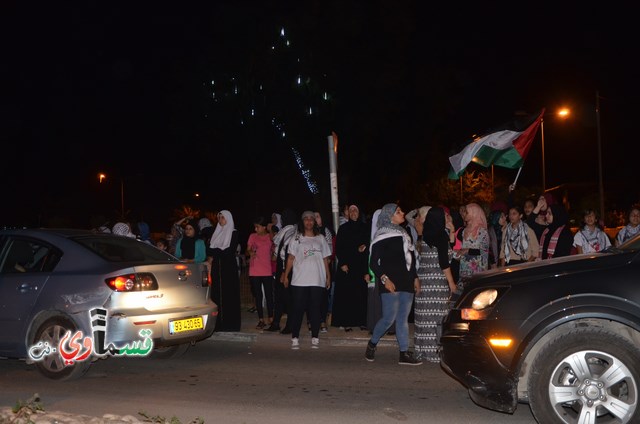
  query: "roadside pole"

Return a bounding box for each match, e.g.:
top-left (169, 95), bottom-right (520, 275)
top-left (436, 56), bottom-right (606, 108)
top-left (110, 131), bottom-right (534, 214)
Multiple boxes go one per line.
top-left (328, 132), bottom-right (339, 234)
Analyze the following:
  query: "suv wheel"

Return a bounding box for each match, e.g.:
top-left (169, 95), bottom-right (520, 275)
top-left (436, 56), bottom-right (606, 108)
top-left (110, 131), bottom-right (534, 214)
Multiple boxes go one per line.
top-left (33, 317), bottom-right (92, 380)
top-left (529, 327), bottom-right (640, 423)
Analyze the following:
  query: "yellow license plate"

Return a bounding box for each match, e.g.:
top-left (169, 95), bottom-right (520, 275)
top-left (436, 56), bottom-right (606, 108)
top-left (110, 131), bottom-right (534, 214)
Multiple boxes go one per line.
top-left (169, 316), bottom-right (204, 334)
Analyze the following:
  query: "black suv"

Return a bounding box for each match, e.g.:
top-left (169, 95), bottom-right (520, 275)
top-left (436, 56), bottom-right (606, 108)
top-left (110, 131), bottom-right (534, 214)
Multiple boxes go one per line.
top-left (440, 233), bottom-right (640, 424)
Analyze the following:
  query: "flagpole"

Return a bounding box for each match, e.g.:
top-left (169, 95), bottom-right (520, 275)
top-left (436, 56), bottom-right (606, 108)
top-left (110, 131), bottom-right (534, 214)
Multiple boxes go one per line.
top-left (541, 118), bottom-right (546, 192)
top-left (491, 165), bottom-right (495, 197)
top-left (512, 166), bottom-right (523, 187)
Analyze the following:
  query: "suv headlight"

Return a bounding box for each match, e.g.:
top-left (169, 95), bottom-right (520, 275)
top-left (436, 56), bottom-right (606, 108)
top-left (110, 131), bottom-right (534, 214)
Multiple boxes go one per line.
top-left (461, 289), bottom-right (498, 320)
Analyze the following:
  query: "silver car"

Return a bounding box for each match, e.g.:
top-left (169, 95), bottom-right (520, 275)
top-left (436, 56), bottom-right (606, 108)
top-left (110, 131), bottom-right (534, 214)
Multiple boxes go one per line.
top-left (0, 228), bottom-right (217, 380)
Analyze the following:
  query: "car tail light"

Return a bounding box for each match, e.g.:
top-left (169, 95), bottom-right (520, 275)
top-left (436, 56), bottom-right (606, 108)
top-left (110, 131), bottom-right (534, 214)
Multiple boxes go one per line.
top-left (203, 270), bottom-right (210, 287)
top-left (105, 272), bottom-right (159, 292)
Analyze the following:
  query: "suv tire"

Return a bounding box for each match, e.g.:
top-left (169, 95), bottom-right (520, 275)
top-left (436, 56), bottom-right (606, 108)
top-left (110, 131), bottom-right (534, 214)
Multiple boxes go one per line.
top-left (528, 326), bottom-right (640, 424)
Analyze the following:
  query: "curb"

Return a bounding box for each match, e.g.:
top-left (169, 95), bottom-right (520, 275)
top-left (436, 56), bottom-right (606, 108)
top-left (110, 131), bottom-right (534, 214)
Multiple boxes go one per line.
top-left (207, 331), bottom-right (399, 347)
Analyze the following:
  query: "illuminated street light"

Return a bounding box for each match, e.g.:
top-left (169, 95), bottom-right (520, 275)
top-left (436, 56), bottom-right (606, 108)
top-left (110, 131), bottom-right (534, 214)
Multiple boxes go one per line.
top-left (540, 107), bottom-right (570, 191)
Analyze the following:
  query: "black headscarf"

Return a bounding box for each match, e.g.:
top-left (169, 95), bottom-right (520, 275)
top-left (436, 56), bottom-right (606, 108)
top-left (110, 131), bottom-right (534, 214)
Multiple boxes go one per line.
top-left (547, 204), bottom-right (569, 230)
top-left (336, 204), bottom-right (370, 275)
top-left (541, 203), bottom-right (571, 258)
top-left (179, 221), bottom-right (199, 260)
top-left (423, 206), bottom-right (452, 271)
top-left (423, 207), bottom-right (448, 248)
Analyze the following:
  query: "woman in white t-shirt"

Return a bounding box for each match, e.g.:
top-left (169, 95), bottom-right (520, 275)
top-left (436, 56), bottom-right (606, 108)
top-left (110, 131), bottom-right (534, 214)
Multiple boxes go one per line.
top-left (281, 211), bottom-right (332, 350)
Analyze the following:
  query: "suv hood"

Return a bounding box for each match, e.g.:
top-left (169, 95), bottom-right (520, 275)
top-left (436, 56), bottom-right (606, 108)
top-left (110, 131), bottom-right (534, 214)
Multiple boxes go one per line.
top-left (467, 251), bottom-right (637, 287)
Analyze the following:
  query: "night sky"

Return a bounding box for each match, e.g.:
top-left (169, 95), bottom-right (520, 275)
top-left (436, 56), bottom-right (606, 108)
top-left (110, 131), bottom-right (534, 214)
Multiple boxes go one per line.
top-left (2, 1), bottom-right (638, 234)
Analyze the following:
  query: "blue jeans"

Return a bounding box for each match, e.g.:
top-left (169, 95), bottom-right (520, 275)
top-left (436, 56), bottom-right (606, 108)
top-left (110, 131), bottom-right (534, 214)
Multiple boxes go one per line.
top-left (370, 291), bottom-right (414, 351)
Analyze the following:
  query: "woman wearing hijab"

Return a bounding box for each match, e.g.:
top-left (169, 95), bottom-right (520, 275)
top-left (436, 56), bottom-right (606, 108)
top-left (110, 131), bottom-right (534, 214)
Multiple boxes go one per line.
top-left (112, 222), bottom-right (135, 238)
top-left (265, 209), bottom-right (299, 333)
top-left (175, 219), bottom-right (207, 263)
top-left (447, 206), bottom-right (464, 282)
top-left (413, 206), bottom-right (458, 362)
top-left (331, 204), bottom-right (370, 331)
top-left (271, 212), bottom-right (283, 233)
top-left (487, 210), bottom-right (506, 269)
top-left (457, 203), bottom-right (489, 288)
top-left (365, 203), bottom-right (421, 365)
top-left (198, 216), bottom-right (214, 246)
top-left (208, 210), bottom-right (241, 332)
top-left (538, 203), bottom-right (574, 260)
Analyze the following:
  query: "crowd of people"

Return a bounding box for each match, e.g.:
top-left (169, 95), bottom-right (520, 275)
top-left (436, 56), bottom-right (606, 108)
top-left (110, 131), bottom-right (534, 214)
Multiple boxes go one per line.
top-left (91, 196), bottom-right (640, 366)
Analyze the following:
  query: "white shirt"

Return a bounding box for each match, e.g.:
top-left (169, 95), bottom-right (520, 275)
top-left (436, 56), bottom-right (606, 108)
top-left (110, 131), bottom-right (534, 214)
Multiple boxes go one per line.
top-left (287, 234), bottom-right (331, 287)
top-left (573, 226), bottom-right (611, 253)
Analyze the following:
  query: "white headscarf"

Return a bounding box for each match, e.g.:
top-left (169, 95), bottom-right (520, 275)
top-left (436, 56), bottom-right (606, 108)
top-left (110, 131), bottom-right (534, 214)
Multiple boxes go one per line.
top-left (272, 213), bottom-right (283, 230)
top-left (198, 217), bottom-right (213, 230)
top-left (370, 209), bottom-right (382, 240)
top-left (209, 210), bottom-right (235, 250)
top-left (112, 222), bottom-right (135, 238)
top-left (370, 203), bottom-right (414, 271)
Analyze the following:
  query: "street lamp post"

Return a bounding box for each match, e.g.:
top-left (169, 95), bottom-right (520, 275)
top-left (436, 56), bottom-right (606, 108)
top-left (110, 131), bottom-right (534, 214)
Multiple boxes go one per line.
top-left (327, 132), bottom-right (340, 234)
top-left (540, 108), bottom-right (570, 192)
top-left (120, 178), bottom-right (125, 219)
top-left (596, 91), bottom-right (605, 225)
top-left (98, 173), bottom-right (125, 219)
top-left (541, 118), bottom-right (546, 192)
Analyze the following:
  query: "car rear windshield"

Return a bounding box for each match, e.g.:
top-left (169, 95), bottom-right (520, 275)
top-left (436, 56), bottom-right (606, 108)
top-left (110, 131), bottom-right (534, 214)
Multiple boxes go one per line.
top-left (73, 236), bottom-right (180, 263)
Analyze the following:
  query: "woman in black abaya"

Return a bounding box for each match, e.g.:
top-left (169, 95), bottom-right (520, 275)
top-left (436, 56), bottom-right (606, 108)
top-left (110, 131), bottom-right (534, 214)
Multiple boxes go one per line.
top-left (208, 210), bottom-right (242, 332)
top-left (538, 204), bottom-right (574, 260)
top-left (331, 204), bottom-right (370, 331)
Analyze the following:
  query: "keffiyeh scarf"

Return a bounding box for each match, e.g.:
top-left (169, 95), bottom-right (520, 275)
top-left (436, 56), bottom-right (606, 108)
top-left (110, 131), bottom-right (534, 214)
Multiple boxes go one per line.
top-left (370, 203), bottom-right (414, 271)
top-left (503, 221), bottom-right (529, 263)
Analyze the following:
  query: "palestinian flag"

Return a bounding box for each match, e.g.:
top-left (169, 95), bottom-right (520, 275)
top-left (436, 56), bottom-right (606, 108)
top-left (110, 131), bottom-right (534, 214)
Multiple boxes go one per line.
top-left (448, 108), bottom-right (545, 179)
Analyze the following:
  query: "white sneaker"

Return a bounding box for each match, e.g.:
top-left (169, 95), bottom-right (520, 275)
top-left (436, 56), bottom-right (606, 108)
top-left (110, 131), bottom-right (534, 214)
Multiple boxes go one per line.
top-left (311, 337), bottom-right (319, 349)
top-left (291, 337), bottom-right (300, 350)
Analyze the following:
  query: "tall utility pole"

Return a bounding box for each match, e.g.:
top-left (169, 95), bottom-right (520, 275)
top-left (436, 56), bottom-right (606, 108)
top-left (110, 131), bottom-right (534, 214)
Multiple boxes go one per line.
top-left (120, 178), bottom-right (125, 220)
top-left (596, 91), bottom-right (605, 226)
top-left (327, 132), bottom-right (340, 234)
top-left (540, 118), bottom-right (546, 192)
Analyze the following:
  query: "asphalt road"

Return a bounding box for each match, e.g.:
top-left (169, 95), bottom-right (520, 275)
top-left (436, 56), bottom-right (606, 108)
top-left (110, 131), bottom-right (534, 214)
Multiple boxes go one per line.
top-left (0, 321), bottom-right (537, 424)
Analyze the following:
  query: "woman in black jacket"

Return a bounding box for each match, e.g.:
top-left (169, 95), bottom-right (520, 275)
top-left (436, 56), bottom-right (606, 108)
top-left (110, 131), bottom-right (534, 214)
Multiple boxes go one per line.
top-left (538, 204), bottom-right (574, 260)
top-left (365, 203), bottom-right (422, 366)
